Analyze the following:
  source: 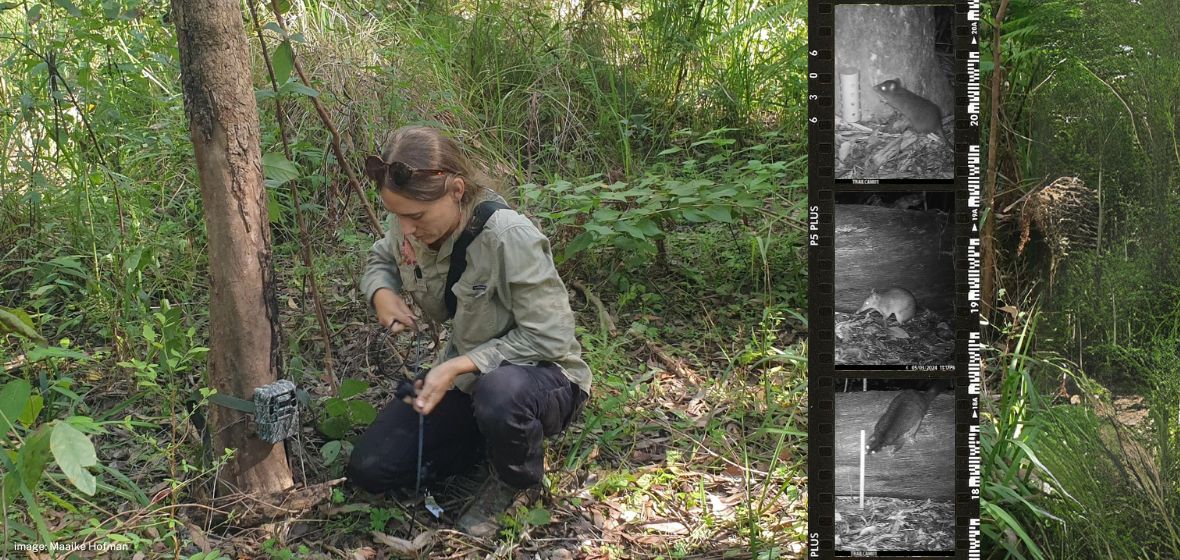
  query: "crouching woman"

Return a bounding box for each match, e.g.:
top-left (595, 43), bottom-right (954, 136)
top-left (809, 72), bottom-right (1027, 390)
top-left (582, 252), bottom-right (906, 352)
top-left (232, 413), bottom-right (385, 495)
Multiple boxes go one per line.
top-left (346, 126), bottom-right (591, 538)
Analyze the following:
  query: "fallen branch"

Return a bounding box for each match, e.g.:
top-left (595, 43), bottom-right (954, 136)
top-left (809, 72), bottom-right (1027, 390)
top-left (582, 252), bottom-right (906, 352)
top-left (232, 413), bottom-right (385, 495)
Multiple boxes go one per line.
top-left (3, 355), bottom-right (26, 372)
top-left (646, 341), bottom-right (696, 382)
top-left (571, 281), bottom-right (617, 336)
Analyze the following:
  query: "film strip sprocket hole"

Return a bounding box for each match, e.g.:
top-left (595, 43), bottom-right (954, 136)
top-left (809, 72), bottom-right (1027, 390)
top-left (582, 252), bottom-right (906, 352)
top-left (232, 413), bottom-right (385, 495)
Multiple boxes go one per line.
top-left (807, 1), bottom-right (982, 558)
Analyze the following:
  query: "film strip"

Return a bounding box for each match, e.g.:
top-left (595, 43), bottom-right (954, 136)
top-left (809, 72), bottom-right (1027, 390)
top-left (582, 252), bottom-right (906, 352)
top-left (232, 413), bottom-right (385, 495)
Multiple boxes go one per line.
top-left (807, 1), bottom-right (982, 558)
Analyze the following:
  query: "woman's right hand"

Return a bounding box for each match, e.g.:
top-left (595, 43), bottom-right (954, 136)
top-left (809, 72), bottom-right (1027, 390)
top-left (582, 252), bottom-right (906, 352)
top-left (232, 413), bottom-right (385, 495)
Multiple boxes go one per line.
top-left (372, 288), bottom-right (417, 333)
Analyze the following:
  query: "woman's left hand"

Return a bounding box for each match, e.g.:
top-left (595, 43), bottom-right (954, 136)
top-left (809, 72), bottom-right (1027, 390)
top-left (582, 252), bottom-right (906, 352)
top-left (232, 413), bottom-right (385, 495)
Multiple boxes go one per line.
top-left (408, 356), bottom-right (477, 414)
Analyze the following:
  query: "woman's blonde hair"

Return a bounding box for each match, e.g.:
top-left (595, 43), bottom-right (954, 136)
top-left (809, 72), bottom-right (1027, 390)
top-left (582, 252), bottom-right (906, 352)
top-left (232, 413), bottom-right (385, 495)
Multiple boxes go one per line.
top-left (367, 126), bottom-right (499, 204)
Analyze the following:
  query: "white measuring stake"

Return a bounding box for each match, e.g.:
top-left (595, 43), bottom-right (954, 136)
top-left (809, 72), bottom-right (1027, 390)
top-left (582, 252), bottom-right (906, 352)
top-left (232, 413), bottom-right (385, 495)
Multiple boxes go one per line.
top-left (859, 429), bottom-right (866, 509)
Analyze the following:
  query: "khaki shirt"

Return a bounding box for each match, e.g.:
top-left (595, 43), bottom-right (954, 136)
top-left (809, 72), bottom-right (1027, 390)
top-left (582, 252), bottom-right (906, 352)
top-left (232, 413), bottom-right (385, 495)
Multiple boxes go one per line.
top-left (360, 190), bottom-right (592, 395)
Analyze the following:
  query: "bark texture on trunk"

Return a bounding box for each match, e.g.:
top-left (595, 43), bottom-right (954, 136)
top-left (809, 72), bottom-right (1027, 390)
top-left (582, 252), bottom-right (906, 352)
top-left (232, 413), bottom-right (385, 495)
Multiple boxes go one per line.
top-left (173, 0), bottom-right (292, 494)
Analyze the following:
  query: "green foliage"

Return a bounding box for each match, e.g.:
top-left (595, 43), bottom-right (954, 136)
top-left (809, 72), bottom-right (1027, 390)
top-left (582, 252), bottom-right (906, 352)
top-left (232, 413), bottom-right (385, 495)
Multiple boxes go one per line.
top-left (0, 378), bottom-right (32, 436)
top-left (316, 379), bottom-right (377, 441)
top-left (186, 552), bottom-right (232, 560)
top-left (520, 129), bottom-right (799, 267)
top-left (984, 0), bottom-right (1180, 553)
top-left (49, 420), bottom-right (98, 494)
top-left (261, 537), bottom-right (312, 560)
top-left (367, 505), bottom-right (404, 532)
top-left (985, 0), bottom-right (1180, 388)
top-left (982, 304), bottom-right (1180, 558)
top-left (0, 306), bottom-right (47, 344)
top-left (979, 312), bottom-right (1053, 560)
top-left (117, 299), bottom-right (208, 391)
top-left (498, 503), bottom-right (552, 542)
top-left (1031, 406), bottom-right (1180, 557)
top-left (0, 378), bottom-right (103, 546)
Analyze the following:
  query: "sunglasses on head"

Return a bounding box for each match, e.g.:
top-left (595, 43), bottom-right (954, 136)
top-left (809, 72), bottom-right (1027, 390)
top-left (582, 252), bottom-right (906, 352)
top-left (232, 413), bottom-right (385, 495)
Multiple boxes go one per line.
top-left (364, 155), bottom-right (452, 188)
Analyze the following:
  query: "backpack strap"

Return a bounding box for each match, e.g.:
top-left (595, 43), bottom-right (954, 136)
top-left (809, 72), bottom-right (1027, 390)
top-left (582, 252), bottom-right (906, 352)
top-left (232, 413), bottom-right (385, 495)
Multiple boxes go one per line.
top-left (446, 200), bottom-right (510, 319)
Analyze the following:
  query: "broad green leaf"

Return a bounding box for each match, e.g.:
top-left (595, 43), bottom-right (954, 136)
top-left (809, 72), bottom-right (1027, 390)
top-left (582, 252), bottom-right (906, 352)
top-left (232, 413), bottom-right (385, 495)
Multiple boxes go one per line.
top-left (324, 398), bottom-right (348, 418)
top-left (563, 232), bottom-right (595, 260)
top-left (278, 81), bottom-right (319, 98)
top-left (583, 224), bottom-right (613, 236)
top-left (263, 22), bottom-right (285, 37)
top-left (692, 137), bottom-right (735, 147)
top-left (591, 208), bottom-right (621, 222)
top-left (736, 197), bottom-right (760, 207)
top-left (26, 3), bottom-right (41, 24)
top-left (49, 384), bottom-right (82, 403)
top-left (348, 401), bottom-right (377, 425)
top-left (50, 422), bottom-right (97, 495)
top-left (339, 379), bottom-right (367, 399)
top-left (261, 152), bottom-right (300, 186)
top-left (48, 255), bottom-right (86, 274)
top-left (2, 470), bottom-right (19, 506)
top-left (0, 2), bottom-right (21, 11)
top-left (19, 395), bottom-right (43, 428)
top-left (27, 346), bottom-right (89, 363)
top-left (266, 189), bottom-right (283, 223)
top-left (17, 425), bottom-right (53, 491)
top-left (681, 209), bottom-right (709, 223)
top-left (321, 440), bottom-right (341, 465)
top-left (100, 0), bottom-right (118, 18)
top-left (612, 236), bottom-right (657, 255)
top-left (525, 507), bottom-right (551, 525)
top-left (275, 0), bottom-right (291, 14)
top-left (255, 88), bottom-right (277, 103)
top-left (635, 219), bottom-right (662, 236)
top-left (64, 416), bottom-right (104, 434)
top-left (0, 380), bottom-right (32, 439)
top-left (615, 222), bottom-right (645, 240)
top-left (0, 307), bottom-right (44, 343)
top-left (318, 416), bottom-right (349, 440)
top-left (52, 0), bottom-right (80, 16)
top-left (124, 247), bottom-right (144, 273)
top-left (703, 205), bottom-right (733, 223)
top-left (656, 147), bottom-right (681, 156)
top-left (271, 41), bottom-right (293, 85)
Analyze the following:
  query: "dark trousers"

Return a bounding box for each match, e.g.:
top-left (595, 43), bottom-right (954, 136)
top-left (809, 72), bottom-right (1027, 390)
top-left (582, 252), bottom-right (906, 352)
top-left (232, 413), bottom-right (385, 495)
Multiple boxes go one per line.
top-left (346, 361), bottom-right (587, 492)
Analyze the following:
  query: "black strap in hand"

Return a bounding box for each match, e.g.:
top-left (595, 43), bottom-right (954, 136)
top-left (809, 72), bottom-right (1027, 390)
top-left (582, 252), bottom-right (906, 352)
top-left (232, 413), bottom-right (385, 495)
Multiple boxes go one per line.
top-left (445, 200), bottom-right (509, 319)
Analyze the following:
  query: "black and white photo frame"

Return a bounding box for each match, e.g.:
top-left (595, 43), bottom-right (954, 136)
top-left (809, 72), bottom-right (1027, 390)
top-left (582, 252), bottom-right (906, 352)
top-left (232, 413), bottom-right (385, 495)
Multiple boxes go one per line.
top-left (808, 1), bottom-right (982, 558)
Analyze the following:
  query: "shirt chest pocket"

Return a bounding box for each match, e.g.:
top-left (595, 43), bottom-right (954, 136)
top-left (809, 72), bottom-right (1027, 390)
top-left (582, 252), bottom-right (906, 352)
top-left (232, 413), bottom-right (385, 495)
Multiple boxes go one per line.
top-left (451, 279), bottom-right (507, 350)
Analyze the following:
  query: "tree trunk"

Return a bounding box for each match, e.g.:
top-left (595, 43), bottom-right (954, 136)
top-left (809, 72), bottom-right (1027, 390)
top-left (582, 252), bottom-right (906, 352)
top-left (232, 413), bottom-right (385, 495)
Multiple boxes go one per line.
top-left (172, 0), bottom-right (292, 495)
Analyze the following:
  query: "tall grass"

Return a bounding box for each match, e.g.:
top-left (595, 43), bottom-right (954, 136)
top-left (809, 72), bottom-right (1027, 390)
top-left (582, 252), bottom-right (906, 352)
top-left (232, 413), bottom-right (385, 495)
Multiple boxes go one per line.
top-left (982, 302), bottom-right (1180, 559)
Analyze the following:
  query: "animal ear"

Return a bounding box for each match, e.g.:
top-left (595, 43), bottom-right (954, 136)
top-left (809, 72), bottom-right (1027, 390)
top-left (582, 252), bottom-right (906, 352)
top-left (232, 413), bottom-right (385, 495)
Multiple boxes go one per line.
top-left (363, 155), bottom-right (387, 184)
